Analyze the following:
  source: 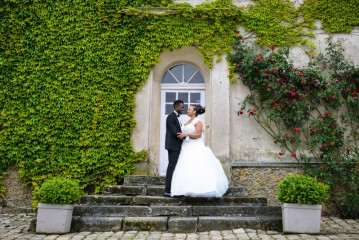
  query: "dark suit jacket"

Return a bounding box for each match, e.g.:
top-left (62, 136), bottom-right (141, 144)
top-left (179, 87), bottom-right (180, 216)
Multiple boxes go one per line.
top-left (165, 111), bottom-right (183, 151)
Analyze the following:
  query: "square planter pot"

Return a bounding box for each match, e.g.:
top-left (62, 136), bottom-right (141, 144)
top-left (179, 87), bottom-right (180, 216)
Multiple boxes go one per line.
top-left (36, 203), bottom-right (74, 233)
top-left (282, 203), bottom-right (322, 234)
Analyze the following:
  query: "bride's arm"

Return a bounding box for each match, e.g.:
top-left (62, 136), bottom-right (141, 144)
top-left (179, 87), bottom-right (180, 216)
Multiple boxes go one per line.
top-left (187, 121), bottom-right (203, 139)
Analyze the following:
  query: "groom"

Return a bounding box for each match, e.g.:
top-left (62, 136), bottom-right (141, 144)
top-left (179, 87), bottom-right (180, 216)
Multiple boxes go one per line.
top-left (164, 100), bottom-right (185, 197)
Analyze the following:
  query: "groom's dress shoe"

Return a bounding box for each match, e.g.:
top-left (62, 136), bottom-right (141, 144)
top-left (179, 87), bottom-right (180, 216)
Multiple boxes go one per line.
top-left (163, 192), bottom-right (171, 197)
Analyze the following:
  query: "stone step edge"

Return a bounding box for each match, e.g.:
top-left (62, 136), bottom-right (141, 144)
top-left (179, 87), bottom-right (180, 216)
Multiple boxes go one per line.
top-left (102, 185), bottom-right (248, 197)
top-left (73, 205), bottom-right (282, 217)
top-left (79, 195), bottom-right (267, 206)
top-left (69, 216), bottom-right (282, 232)
top-left (123, 175), bottom-right (166, 186)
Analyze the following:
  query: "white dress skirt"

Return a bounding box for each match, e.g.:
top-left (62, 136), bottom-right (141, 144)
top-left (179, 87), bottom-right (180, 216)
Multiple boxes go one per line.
top-left (170, 118), bottom-right (229, 197)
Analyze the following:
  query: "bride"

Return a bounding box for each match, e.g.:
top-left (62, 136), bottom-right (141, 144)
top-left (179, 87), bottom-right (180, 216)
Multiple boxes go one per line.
top-left (171, 105), bottom-right (229, 197)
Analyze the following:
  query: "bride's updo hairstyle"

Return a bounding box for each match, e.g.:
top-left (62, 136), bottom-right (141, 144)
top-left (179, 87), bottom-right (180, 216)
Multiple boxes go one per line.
top-left (192, 105), bottom-right (205, 116)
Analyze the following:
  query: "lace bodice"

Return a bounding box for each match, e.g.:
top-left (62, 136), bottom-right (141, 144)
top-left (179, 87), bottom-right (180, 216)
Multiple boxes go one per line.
top-left (181, 118), bottom-right (202, 142)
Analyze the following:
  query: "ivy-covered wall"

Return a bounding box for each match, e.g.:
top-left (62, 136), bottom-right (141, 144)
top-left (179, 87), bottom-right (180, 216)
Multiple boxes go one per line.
top-left (1, 0), bottom-right (359, 195)
top-left (0, 0), bottom-right (241, 193)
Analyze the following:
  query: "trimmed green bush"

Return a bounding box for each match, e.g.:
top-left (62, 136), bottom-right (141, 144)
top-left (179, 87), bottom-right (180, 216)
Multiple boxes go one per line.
top-left (277, 175), bottom-right (329, 205)
top-left (33, 177), bottom-right (83, 206)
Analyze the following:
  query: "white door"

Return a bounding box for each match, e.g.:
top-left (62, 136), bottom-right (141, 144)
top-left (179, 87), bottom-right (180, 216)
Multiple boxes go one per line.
top-left (159, 64), bottom-right (206, 176)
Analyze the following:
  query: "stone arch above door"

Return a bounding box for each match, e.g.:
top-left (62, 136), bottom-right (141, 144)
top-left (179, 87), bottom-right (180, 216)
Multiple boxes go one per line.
top-left (132, 47), bottom-right (230, 176)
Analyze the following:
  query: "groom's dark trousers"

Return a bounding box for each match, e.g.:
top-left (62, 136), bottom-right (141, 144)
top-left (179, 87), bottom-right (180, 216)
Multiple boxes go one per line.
top-left (165, 111), bottom-right (183, 194)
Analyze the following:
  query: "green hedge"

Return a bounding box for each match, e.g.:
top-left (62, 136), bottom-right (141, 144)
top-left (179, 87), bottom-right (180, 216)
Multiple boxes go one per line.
top-left (33, 177), bottom-right (83, 207)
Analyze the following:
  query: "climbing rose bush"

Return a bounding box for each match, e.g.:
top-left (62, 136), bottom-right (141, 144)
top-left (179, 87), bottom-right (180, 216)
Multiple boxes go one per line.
top-left (228, 37), bottom-right (359, 218)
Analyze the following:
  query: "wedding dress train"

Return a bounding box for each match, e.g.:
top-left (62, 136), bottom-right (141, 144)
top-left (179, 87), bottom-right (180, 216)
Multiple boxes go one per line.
top-left (170, 118), bottom-right (229, 197)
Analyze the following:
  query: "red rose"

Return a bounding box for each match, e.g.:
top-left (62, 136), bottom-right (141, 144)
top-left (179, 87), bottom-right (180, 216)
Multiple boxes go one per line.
top-left (274, 140), bottom-right (277, 144)
top-left (279, 152), bottom-right (283, 156)
top-left (323, 180), bottom-right (326, 183)
top-left (346, 148), bottom-right (351, 152)
top-left (236, 46), bottom-right (240, 49)
top-left (312, 78), bottom-right (316, 81)
top-left (325, 81), bottom-right (328, 84)
top-left (285, 135), bottom-right (289, 139)
top-left (271, 46), bottom-right (275, 50)
top-left (311, 56), bottom-right (315, 59)
top-left (259, 99), bottom-right (263, 102)
top-left (296, 128), bottom-right (300, 133)
top-left (292, 153), bottom-right (296, 157)
top-left (325, 112), bottom-right (329, 116)
top-left (249, 111), bottom-right (253, 115)
top-left (265, 70), bottom-right (270, 75)
top-left (242, 40), bottom-right (245, 43)
top-left (236, 31), bottom-right (240, 34)
top-left (329, 95), bottom-right (334, 99)
top-left (355, 97), bottom-right (358, 101)
top-left (266, 84), bottom-right (271, 88)
top-left (352, 93), bottom-right (356, 97)
top-left (240, 62), bottom-right (243, 64)
top-left (273, 68), bottom-right (277, 72)
top-left (335, 79), bottom-right (339, 83)
top-left (323, 144), bottom-right (327, 148)
top-left (239, 111), bottom-right (243, 115)
top-left (311, 130), bottom-right (315, 133)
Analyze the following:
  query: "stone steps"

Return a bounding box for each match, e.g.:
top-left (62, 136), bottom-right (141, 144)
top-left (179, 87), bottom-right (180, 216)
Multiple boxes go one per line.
top-left (79, 195), bottom-right (267, 206)
top-left (123, 175), bottom-right (166, 186)
top-left (70, 175), bottom-right (283, 232)
top-left (103, 185), bottom-right (248, 197)
top-left (71, 215), bottom-right (282, 232)
top-left (74, 205), bottom-right (281, 217)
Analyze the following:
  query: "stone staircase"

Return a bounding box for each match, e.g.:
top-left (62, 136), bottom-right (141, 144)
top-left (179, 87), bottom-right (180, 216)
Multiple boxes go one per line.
top-left (69, 175), bottom-right (282, 232)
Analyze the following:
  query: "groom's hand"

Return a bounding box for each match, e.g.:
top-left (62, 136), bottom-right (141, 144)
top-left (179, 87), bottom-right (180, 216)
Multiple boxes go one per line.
top-left (177, 132), bottom-right (186, 139)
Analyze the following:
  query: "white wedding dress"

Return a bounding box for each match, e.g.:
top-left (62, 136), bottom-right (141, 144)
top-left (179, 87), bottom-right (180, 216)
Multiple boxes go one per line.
top-left (171, 118), bottom-right (229, 197)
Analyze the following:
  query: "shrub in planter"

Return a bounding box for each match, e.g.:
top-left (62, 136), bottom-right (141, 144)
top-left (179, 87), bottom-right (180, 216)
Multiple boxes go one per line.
top-left (33, 177), bottom-right (83, 233)
top-left (277, 174), bottom-right (329, 233)
top-left (277, 174), bottom-right (329, 205)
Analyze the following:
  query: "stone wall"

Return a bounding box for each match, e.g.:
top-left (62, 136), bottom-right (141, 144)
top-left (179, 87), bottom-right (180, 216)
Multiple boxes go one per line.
top-left (1, 166), bottom-right (34, 213)
top-left (231, 163), bottom-right (340, 216)
top-left (231, 164), bottom-right (304, 206)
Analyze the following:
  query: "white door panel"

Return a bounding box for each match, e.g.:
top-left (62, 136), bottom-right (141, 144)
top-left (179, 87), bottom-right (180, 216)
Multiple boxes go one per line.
top-left (159, 90), bottom-right (205, 176)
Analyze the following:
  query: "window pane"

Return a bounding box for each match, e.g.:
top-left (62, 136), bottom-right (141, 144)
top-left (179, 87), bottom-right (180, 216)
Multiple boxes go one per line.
top-left (166, 92), bottom-right (176, 103)
top-left (169, 65), bottom-right (182, 83)
top-left (162, 71), bottom-right (178, 83)
top-left (190, 93), bottom-right (201, 104)
top-left (165, 104), bottom-right (173, 115)
top-left (184, 64), bottom-right (198, 83)
top-left (188, 71), bottom-right (205, 83)
top-left (178, 92), bottom-right (188, 103)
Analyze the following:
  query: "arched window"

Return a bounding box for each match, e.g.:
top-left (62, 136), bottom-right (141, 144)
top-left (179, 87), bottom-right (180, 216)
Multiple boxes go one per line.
top-left (162, 64), bottom-right (205, 84)
top-left (161, 64), bottom-right (205, 115)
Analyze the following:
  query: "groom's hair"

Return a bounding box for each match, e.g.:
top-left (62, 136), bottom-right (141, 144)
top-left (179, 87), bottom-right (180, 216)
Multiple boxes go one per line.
top-left (173, 100), bottom-right (184, 108)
